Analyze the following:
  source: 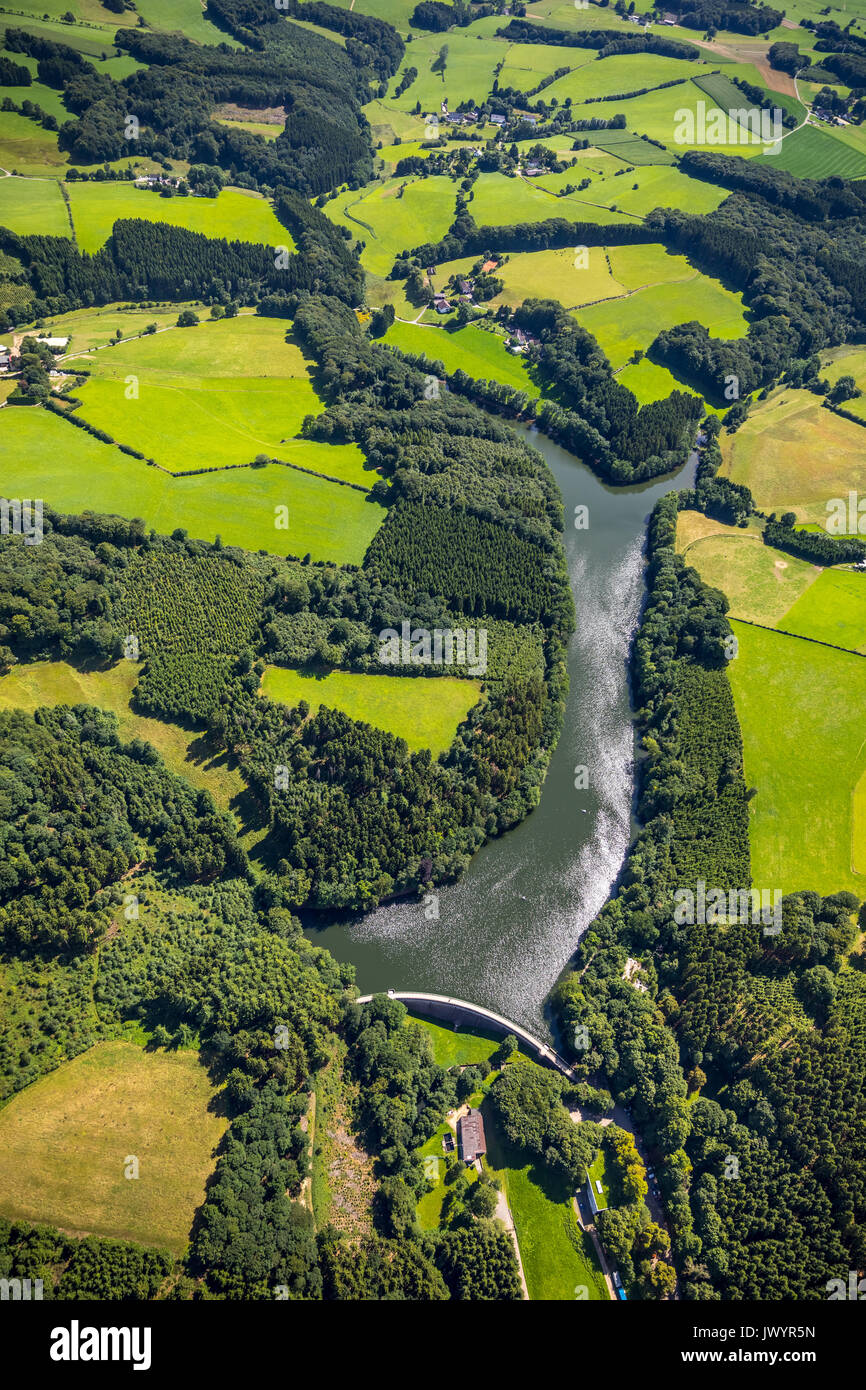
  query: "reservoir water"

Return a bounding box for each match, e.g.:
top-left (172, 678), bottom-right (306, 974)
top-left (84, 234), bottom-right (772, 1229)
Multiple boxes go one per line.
top-left (305, 430), bottom-right (696, 1033)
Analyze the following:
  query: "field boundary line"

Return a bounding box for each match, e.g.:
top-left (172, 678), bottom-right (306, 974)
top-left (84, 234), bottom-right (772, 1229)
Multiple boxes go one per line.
top-left (731, 614), bottom-right (866, 660)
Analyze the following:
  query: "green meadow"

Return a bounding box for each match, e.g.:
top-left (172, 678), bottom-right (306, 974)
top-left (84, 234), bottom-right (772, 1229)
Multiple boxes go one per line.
top-left (577, 265), bottom-right (747, 369)
top-left (494, 245), bottom-right (626, 308)
top-left (469, 171), bottom-right (622, 228)
top-left (721, 390), bottom-right (866, 525)
top-left (383, 29), bottom-right (503, 110)
top-left (676, 511), bottom-right (819, 627)
top-left (66, 315), bottom-right (373, 486)
top-left (822, 346), bottom-right (866, 420)
top-left (325, 175), bottom-right (456, 276)
top-left (779, 570), bottom-right (866, 655)
top-left (544, 51), bottom-right (712, 104)
top-left (411, 1016), bottom-right (503, 1069)
top-left (0, 407), bottom-right (383, 563)
top-left (0, 1040), bottom-right (227, 1252)
top-left (31, 302), bottom-right (202, 352)
top-left (261, 665), bottom-right (481, 756)
top-left (755, 123), bottom-right (866, 179)
top-left (67, 183), bottom-right (288, 253)
top-left (386, 319), bottom-right (539, 393)
top-left (0, 175), bottom-right (69, 237)
top-left (570, 162), bottom-right (728, 218)
top-left (0, 110), bottom-right (68, 176)
top-left (616, 356), bottom-right (695, 405)
top-left (727, 620), bottom-right (866, 897)
top-left (132, 0), bottom-right (239, 45)
top-left (0, 659), bottom-right (250, 815)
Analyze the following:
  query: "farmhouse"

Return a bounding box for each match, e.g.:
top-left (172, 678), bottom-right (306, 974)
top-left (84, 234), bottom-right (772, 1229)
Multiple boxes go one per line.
top-left (457, 1108), bottom-right (487, 1162)
top-left (0, 345), bottom-right (10, 369)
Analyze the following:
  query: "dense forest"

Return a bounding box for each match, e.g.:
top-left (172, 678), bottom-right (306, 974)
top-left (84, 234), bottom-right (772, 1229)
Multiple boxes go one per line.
top-left (0, 194), bottom-right (362, 328)
top-left (6, 12), bottom-right (376, 195)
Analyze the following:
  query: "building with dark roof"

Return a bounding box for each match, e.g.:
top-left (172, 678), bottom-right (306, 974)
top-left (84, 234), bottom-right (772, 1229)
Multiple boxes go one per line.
top-left (457, 1108), bottom-right (487, 1162)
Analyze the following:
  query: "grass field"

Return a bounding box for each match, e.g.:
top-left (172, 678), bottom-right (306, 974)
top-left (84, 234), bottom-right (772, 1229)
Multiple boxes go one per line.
top-left (132, 0), bottom-right (239, 45)
top-left (592, 129), bottom-right (676, 165)
top-left (382, 29), bottom-right (504, 110)
top-left (0, 407), bottom-right (384, 563)
top-left (727, 620), bottom-right (866, 897)
top-left (494, 246), bottom-right (627, 309)
top-left (66, 315), bottom-right (373, 485)
top-left (571, 162), bottom-right (728, 218)
top-left (778, 569), bottom-right (866, 655)
top-left (0, 1040), bottom-right (227, 1252)
top-left (822, 346), bottom-right (866, 420)
top-left (547, 80), bottom-right (766, 157)
top-left (0, 659), bottom-right (251, 816)
top-left (30, 301), bottom-right (201, 352)
top-left (469, 171), bottom-right (622, 227)
top-left (482, 1087), bottom-right (609, 1301)
top-left (324, 175), bottom-right (456, 276)
top-left (676, 510), bottom-right (820, 626)
top-left (578, 267), bottom-right (747, 370)
top-left (617, 356), bottom-right (696, 404)
top-left (214, 118), bottom-right (282, 140)
top-left (67, 183), bottom-right (287, 253)
top-left (720, 389), bottom-right (866, 525)
top-left (754, 121), bottom-right (866, 178)
top-left (385, 319), bottom-right (539, 393)
top-left (0, 175), bottom-right (69, 237)
top-left (412, 1016), bottom-right (502, 1068)
top-left (0, 110), bottom-right (68, 176)
top-left (544, 52), bottom-right (712, 105)
top-left (261, 665), bottom-right (481, 756)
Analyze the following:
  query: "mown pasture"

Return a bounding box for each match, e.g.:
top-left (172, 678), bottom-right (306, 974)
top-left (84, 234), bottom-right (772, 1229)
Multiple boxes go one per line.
top-left (324, 174), bottom-right (456, 276)
top-left (720, 389), bottom-right (866, 525)
top-left (727, 620), bottom-right (866, 897)
top-left (66, 315), bottom-right (373, 485)
top-left (1, 407), bottom-right (384, 563)
top-left (0, 174), bottom-right (69, 237)
top-left (754, 122), bottom-right (866, 179)
top-left (577, 262), bottom-right (747, 369)
top-left (778, 569), bottom-right (866, 655)
top-left (0, 1040), bottom-right (227, 1252)
top-left (675, 510), bottom-right (820, 627)
top-left (67, 183), bottom-right (288, 253)
top-left (261, 665), bottom-right (481, 757)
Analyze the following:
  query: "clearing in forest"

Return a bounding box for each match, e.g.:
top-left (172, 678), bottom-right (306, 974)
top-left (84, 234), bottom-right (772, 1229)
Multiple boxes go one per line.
top-left (66, 183), bottom-right (287, 253)
top-left (0, 1041), bottom-right (227, 1252)
top-left (261, 665), bottom-right (482, 757)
